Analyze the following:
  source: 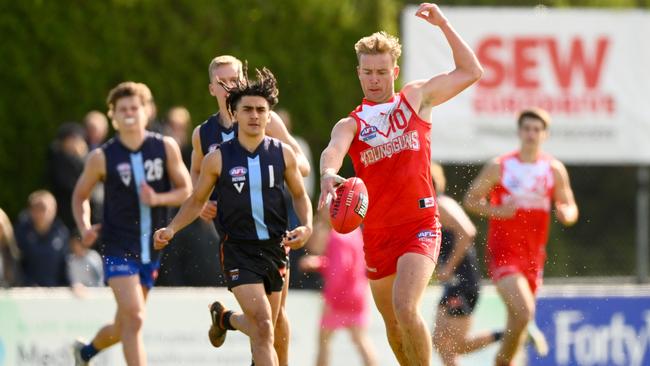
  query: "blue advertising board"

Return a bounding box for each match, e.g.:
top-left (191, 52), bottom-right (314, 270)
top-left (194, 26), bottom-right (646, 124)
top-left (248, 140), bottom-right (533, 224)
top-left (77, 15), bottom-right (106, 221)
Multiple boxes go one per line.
top-left (529, 295), bottom-right (650, 366)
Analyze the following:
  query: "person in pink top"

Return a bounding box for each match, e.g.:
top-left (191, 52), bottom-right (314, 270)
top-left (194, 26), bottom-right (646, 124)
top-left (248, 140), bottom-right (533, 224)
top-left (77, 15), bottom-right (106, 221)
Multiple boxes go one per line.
top-left (300, 212), bottom-right (376, 366)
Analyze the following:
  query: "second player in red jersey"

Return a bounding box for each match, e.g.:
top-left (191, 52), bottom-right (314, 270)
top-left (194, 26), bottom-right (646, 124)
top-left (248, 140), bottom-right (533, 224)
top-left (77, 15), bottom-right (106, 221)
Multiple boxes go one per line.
top-left (464, 107), bottom-right (579, 366)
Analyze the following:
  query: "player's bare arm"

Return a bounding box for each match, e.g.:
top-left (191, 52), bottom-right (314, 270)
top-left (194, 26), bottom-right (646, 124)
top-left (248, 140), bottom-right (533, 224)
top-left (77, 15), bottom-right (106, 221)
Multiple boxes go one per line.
top-left (140, 136), bottom-right (192, 207)
top-left (318, 117), bottom-right (357, 209)
top-left (437, 195), bottom-right (476, 282)
top-left (463, 159), bottom-right (516, 219)
top-left (189, 125), bottom-right (204, 185)
top-left (552, 159), bottom-right (579, 226)
top-left (282, 144), bottom-right (313, 250)
top-left (154, 149), bottom-right (222, 249)
top-left (72, 149), bottom-right (105, 246)
top-left (402, 3), bottom-right (483, 119)
top-left (190, 125), bottom-right (218, 220)
top-left (267, 110), bottom-right (311, 177)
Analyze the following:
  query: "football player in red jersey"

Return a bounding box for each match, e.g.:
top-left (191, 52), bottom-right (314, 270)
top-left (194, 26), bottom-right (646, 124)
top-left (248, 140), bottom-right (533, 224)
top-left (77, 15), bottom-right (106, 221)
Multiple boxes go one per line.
top-left (464, 107), bottom-right (578, 366)
top-left (318, 3), bottom-right (482, 365)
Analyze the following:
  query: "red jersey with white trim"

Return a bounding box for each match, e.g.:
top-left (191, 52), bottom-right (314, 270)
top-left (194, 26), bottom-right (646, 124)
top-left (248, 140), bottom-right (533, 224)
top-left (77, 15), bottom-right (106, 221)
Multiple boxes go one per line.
top-left (487, 151), bottom-right (555, 252)
top-left (348, 92), bottom-right (437, 230)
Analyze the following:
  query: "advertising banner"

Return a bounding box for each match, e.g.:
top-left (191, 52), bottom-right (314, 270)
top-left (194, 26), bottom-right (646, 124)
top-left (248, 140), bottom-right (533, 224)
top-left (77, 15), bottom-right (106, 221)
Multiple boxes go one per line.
top-left (531, 291), bottom-right (650, 366)
top-left (403, 7), bottom-right (650, 164)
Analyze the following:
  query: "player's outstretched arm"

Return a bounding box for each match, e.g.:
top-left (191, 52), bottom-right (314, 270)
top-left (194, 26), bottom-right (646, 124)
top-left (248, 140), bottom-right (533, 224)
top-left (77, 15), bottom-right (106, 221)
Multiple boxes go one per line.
top-left (154, 150), bottom-right (221, 249)
top-left (463, 159), bottom-right (515, 219)
top-left (552, 159), bottom-right (579, 226)
top-left (141, 136), bottom-right (192, 207)
top-left (318, 117), bottom-right (356, 209)
top-left (436, 195), bottom-right (476, 282)
top-left (403, 3), bottom-right (483, 110)
top-left (72, 149), bottom-right (105, 246)
top-left (267, 111), bottom-right (311, 177)
top-left (283, 144), bottom-right (313, 250)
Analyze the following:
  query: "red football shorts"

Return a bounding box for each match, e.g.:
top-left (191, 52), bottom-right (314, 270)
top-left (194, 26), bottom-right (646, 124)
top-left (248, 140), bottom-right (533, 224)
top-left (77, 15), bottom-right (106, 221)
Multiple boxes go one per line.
top-left (362, 216), bottom-right (441, 280)
top-left (487, 240), bottom-right (546, 294)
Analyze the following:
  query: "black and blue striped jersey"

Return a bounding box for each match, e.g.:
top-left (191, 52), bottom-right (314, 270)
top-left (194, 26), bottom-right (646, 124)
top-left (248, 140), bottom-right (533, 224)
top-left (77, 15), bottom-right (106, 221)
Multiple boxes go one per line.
top-left (215, 137), bottom-right (288, 241)
top-left (199, 113), bottom-right (237, 156)
top-left (199, 113), bottom-right (237, 204)
top-left (100, 132), bottom-right (171, 263)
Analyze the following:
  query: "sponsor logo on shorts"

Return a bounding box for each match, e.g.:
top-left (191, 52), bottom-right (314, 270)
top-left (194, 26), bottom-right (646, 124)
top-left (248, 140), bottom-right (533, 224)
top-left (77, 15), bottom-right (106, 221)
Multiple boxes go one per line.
top-left (418, 196), bottom-right (436, 209)
top-left (417, 230), bottom-right (437, 238)
top-left (366, 266), bottom-right (377, 273)
top-left (109, 264), bottom-right (131, 272)
top-left (229, 269), bottom-right (240, 281)
top-left (417, 230), bottom-right (438, 246)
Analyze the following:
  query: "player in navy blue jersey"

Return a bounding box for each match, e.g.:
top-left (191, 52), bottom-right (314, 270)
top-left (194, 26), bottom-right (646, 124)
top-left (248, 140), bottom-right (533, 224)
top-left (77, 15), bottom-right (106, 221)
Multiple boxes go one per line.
top-left (155, 68), bottom-right (312, 366)
top-left (71, 81), bottom-right (192, 366)
top-left (191, 55), bottom-right (310, 366)
top-left (191, 55), bottom-right (310, 222)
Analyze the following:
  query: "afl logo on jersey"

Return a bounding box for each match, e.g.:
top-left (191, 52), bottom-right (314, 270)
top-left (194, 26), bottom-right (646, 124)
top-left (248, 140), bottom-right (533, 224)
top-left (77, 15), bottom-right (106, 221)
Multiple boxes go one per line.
top-left (229, 166), bottom-right (248, 177)
top-left (117, 163), bottom-right (132, 186)
top-left (360, 126), bottom-right (378, 141)
top-left (230, 166), bottom-right (247, 193)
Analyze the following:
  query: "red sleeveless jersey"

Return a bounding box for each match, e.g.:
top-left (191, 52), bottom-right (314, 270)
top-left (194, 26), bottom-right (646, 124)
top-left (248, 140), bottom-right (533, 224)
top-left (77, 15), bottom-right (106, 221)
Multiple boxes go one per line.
top-left (487, 151), bottom-right (555, 252)
top-left (348, 93), bottom-right (437, 230)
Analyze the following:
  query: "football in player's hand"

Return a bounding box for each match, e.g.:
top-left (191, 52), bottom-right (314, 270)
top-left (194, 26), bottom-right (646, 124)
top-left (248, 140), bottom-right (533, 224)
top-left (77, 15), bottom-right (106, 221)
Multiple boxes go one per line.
top-left (329, 177), bottom-right (369, 234)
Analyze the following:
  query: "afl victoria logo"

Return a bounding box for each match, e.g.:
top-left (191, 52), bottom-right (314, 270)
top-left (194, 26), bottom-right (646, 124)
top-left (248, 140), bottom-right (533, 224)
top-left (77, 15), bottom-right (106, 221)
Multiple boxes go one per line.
top-left (360, 126), bottom-right (378, 141)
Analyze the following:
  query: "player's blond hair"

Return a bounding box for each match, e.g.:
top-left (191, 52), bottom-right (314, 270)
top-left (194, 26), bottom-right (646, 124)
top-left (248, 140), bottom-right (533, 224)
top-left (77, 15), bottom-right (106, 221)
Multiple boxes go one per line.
top-left (208, 55), bottom-right (243, 82)
top-left (517, 107), bottom-right (552, 129)
top-left (354, 31), bottom-right (402, 64)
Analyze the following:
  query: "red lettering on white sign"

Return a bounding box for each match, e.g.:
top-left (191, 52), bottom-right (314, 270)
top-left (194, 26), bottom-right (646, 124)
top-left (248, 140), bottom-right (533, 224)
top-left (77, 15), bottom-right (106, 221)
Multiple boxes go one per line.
top-left (474, 35), bottom-right (614, 116)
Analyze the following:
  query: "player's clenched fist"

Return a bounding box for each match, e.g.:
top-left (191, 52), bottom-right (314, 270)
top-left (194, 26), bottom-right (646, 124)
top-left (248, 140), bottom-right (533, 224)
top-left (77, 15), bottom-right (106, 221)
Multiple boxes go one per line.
top-left (415, 3), bottom-right (448, 27)
top-left (153, 227), bottom-right (175, 250)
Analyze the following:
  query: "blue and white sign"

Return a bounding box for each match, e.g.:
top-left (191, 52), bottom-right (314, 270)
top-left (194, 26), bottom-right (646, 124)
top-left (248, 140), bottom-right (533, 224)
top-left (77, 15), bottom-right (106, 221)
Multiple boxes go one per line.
top-left (530, 295), bottom-right (650, 366)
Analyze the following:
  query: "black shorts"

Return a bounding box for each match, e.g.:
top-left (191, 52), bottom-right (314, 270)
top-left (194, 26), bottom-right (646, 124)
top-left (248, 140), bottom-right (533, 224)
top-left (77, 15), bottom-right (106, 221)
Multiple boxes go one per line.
top-left (439, 275), bottom-right (480, 317)
top-left (221, 238), bottom-right (288, 294)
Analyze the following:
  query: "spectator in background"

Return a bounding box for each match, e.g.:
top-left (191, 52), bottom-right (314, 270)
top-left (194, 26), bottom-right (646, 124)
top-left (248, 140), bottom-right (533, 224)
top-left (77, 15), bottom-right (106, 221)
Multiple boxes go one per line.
top-left (300, 209), bottom-right (376, 366)
top-left (15, 190), bottom-right (69, 286)
top-left (67, 229), bottom-right (103, 295)
top-left (164, 106), bottom-right (192, 167)
top-left (0, 208), bottom-right (21, 287)
top-left (48, 122), bottom-right (89, 231)
top-left (84, 110), bottom-right (109, 150)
